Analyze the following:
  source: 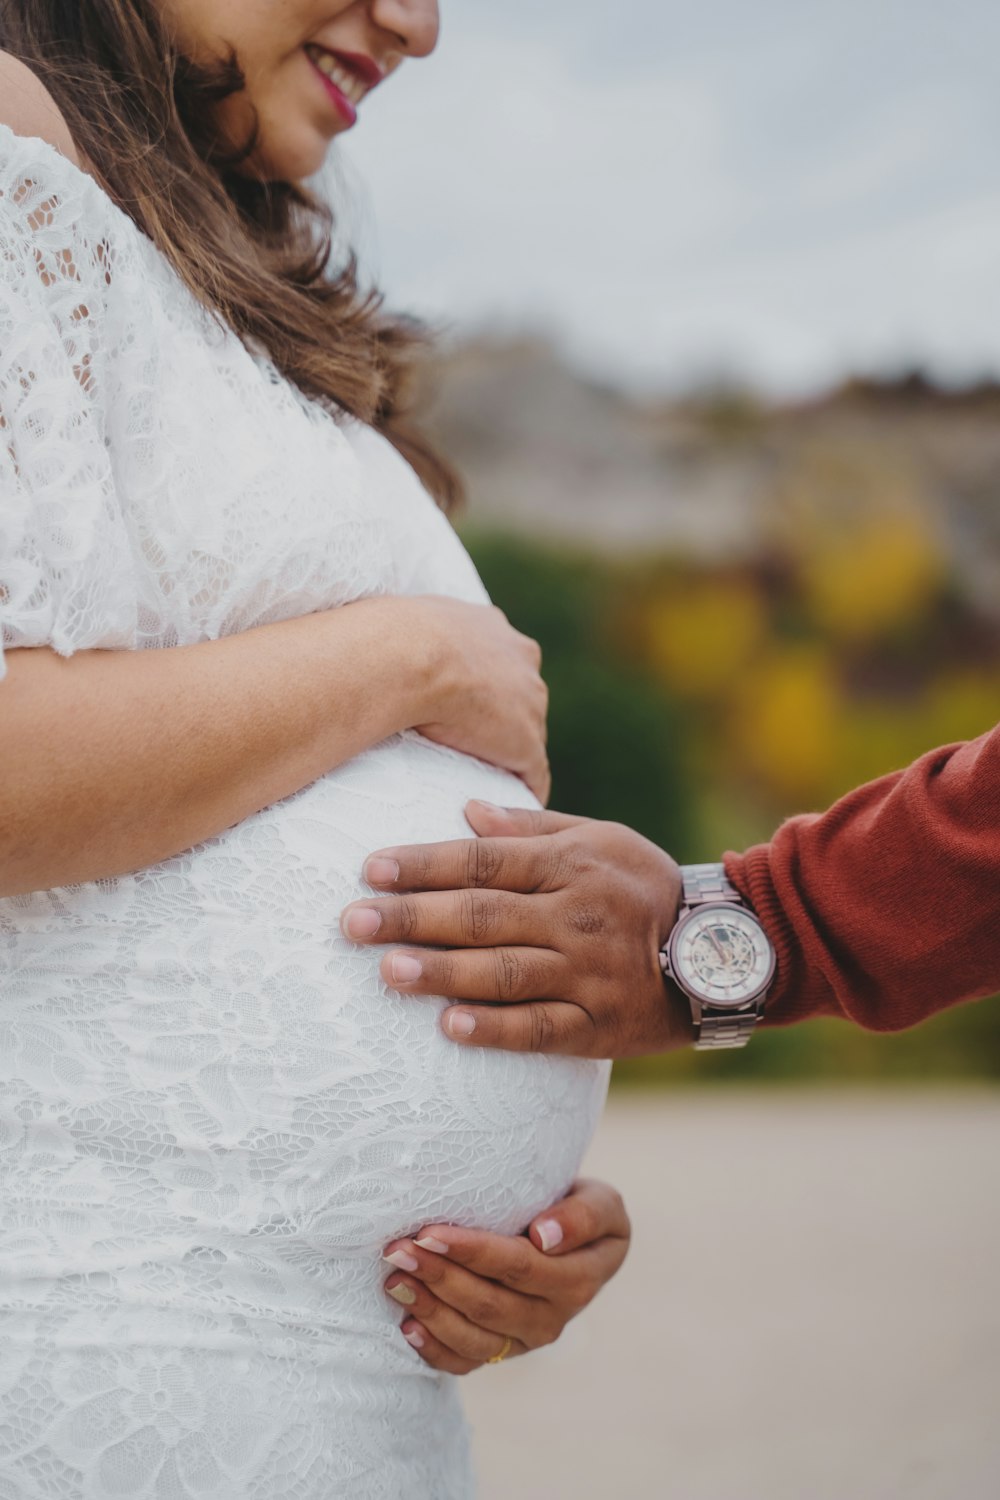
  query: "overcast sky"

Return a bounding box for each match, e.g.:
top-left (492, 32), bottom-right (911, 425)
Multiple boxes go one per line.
top-left (339, 0), bottom-right (1000, 396)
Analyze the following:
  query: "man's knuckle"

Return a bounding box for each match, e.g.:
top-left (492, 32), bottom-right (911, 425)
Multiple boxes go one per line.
top-left (430, 952), bottom-right (456, 994)
top-left (567, 833), bottom-right (601, 877)
top-left (464, 890), bottom-right (499, 942)
top-left (395, 897), bottom-right (420, 940)
top-left (493, 947), bottom-right (523, 1000)
top-left (529, 1005), bottom-right (556, 1053)
top-left (567, 899), bottom-right (605, 938)
top-left (466, 839), bottom-right (501, 889)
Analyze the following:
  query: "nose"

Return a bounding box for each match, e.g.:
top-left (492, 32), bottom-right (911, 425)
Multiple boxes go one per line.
top-left (370, 0), bottom-right (440, 58)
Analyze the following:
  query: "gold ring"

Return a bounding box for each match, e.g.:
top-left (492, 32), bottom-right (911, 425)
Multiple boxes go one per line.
top-left (487, 1337), bottom-right (513, 1366)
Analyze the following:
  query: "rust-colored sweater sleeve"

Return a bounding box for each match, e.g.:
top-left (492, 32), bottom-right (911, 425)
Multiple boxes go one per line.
top-left (724, 724), bottom-right (1000, 1031)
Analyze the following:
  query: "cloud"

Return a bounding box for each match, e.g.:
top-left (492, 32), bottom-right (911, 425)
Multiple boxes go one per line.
top-left (338, 0), bottom-right (1000, 394)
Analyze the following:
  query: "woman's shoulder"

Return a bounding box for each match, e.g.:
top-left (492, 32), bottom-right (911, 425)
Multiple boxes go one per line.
top-left (0, 52), bottom-right (81, 165)
top-left (0, 54), bottom-right (125, 307)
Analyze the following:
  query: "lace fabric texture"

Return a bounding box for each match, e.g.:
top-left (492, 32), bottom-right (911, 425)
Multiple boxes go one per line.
top-left (0, 124), bottom-right (609, 1499)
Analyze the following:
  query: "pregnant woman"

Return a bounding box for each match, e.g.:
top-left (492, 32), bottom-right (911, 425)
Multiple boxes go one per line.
top-left (0, 3), bottom-right (611, 1496)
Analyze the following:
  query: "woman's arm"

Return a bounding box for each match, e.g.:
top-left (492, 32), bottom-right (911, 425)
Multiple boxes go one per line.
top-left (0, 594), bottom-right (548, 896)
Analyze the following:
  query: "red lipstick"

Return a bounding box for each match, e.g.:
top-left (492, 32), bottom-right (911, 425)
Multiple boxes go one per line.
top-left (305, 46), bottom-right (387, 130)
top-left (309, 58), bottom-right (358, 128)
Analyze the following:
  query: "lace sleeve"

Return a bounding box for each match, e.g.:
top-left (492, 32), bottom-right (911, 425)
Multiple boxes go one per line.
top-left (0, 161), bottom-right (137, 680)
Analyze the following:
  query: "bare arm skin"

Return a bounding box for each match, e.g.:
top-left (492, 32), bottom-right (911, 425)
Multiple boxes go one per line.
top-left (0, 598), bottom-right (548, 897)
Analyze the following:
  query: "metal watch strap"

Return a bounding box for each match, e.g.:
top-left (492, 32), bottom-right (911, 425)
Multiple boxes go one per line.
top-left (680, 862), bottom-right (744, 911)
top-left (679, 863), bottom-right (762, 1051)
top-left (695, 1008), bottom-right (760, 1050)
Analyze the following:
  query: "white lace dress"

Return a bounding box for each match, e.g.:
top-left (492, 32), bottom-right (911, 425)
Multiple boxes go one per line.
top-left (0, 124), bottom-right (609, 1500)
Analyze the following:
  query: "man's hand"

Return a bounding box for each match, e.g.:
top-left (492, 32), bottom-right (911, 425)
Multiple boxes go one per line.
top-left (340, 800), bottom-right (692, 1058)
top-left (381, 1179), bottom-right (631, 1375)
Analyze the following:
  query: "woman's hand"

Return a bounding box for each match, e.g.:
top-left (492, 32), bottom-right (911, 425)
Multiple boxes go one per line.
top-left (413, 596), bottom-right (550, 804)
top-left (381, 1179), bottom-right (630, 1375)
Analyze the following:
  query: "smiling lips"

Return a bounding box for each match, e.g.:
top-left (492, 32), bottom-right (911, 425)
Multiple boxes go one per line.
top-left (305, 45), bottom-right (384, 125)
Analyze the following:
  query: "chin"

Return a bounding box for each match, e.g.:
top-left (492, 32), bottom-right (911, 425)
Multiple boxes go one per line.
top-left (254, 126), bottom-right (332, 184)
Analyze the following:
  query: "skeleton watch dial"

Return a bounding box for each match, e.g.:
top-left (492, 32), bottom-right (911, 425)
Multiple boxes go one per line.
top-left (669, 904), bottom-right (773, 1007)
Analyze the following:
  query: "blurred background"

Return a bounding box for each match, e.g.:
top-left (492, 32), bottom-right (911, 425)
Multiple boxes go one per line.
top-left (341, 2), bottom-right (1000, 1494)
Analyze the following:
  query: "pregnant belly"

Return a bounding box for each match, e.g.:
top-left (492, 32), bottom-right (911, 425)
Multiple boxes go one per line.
top-left (0, 732), bottom-right (609, 1275)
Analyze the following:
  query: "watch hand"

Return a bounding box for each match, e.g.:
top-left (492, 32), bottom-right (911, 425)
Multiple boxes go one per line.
top-left (706, 930), bottom-right (727, 962)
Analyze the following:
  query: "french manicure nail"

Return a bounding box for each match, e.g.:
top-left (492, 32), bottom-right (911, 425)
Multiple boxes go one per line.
top-left (404, 1327), bottom-right (425, 1349)
top-left (388, 1283), bottom-right (417, 1307)
top-left (390, 954), bottom-right (423, 985)
top-left (414, 1236), bottom-right (450, 1255)
top-left (536, 1219), bottom-right (564, 1253)
top-left (447, 1012), bottom-right (477, 1039)
top-left (383, 1249), bottom-right (419, 1273)
top-left (344, 907), bottom-right (382, 940)
top-left (365, 857), bottom-right (400, 887)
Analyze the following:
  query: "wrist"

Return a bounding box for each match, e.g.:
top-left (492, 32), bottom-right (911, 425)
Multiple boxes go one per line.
top-left (310, 597), bottom-right (436, 748)
top-left (660, 862), bottom-right (775, 1051)
top-left (402, 596), bottom-right (481, 733)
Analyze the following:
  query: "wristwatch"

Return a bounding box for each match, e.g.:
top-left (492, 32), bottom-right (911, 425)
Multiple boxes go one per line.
top-left (659, 863), bottom-right (776, 1050)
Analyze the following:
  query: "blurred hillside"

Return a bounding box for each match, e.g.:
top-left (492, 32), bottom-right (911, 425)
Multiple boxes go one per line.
top-left (420, 340), bottom-right (1000, 1083)
top-left (424, 338), bottom-right (1000, 615)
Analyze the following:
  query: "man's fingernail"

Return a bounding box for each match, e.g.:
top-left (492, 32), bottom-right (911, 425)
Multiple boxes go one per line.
top-left (344, 907), bottom-right (382, 940)
top-left (390, 954), bottom-right (423, 985)
top-left (387, 1283), bottom-right (417, 1307)
top-left (383, 1249), bottom-right (420, 1273)
top-left (365, 857), bottom-right (400, 887)
top-left (414, 1236), bottom-right (450, 1255)
top-left (468, 800), bottom-right (504, 816)
top-left (535, 1219), bottom-right (564, 1253)
top-left (404, 1326), bottom-right (425, 1349)
top-left (446, 1011), bottom-right (477, 1039)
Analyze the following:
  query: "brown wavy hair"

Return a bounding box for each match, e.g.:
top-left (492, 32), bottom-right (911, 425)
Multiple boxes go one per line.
top-left (0, 0), bottom-right (461, 507)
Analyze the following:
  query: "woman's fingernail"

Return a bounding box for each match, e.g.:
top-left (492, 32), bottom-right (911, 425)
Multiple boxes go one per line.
top-left (344, 907), bottom-right (382, 940)
top-left (535, 1219), bottom-right (564, 1253)
top-left (404, 1326), bottom-right (425, 1350)
top-left (365, 857), bottom-right (400, 887)
top-left (414, 1236), bottom-right (450, 1255)
top-left (446, 1011), bottom-right (477, 1039)
top-left (387, 1283), bottom-right (417, 1307)
top-left (390, 954), bottom-right (423, 985)
top-left (383, 1249), bottom-right (420, 1273)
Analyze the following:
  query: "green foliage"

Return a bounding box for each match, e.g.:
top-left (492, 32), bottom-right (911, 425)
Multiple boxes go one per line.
top-left (613, 993), bottom-right (1000, 1087)
top-left (466, 530), bottom-right (696, 858)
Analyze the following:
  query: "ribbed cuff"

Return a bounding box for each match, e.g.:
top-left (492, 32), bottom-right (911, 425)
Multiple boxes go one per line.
top-left (724, 844), bottom-right (821, 1026)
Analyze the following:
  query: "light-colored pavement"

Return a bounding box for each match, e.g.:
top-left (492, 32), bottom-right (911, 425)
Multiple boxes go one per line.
top-left (464, 1091), bottom-right (1000, 1500)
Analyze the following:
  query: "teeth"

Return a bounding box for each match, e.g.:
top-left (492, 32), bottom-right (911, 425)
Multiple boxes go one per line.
top-left (307, 46), bottom-right (365, 106)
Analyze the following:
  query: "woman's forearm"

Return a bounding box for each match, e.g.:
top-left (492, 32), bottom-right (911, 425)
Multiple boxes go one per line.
top-left (0, 598), bottom-right (438, 896)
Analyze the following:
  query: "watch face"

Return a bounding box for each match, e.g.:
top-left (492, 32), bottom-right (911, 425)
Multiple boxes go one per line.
top-left (669, 904), bottom-right (775, 1008)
